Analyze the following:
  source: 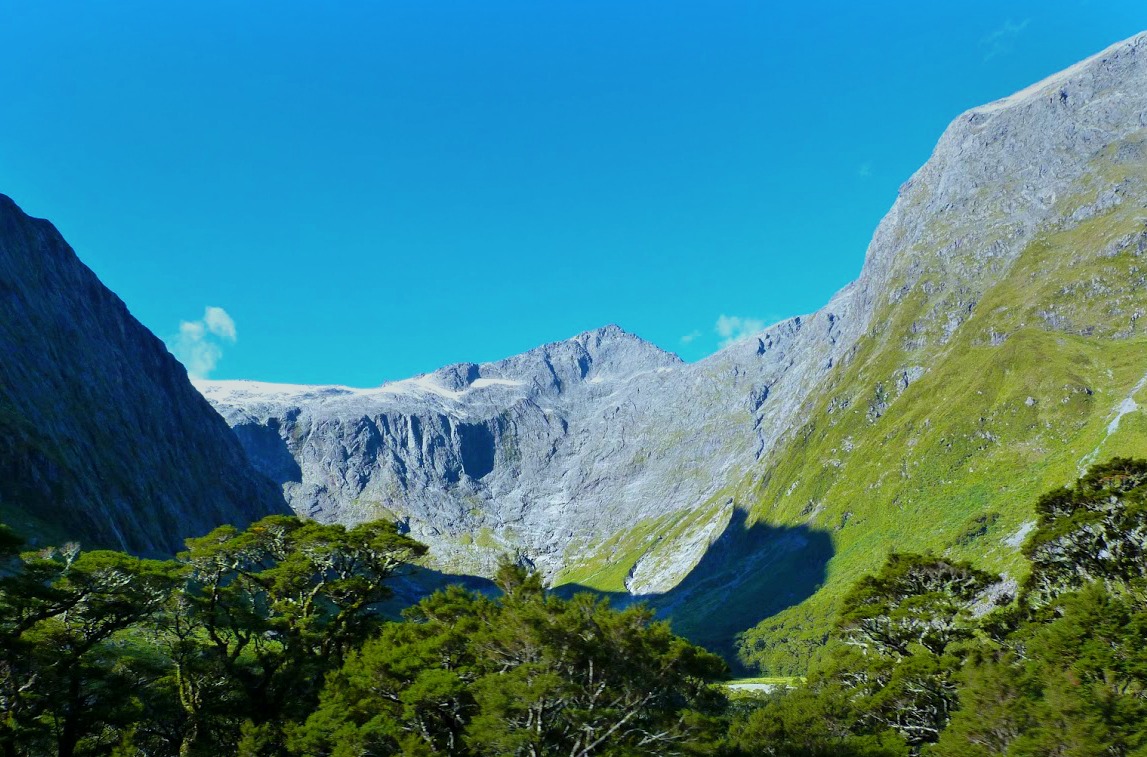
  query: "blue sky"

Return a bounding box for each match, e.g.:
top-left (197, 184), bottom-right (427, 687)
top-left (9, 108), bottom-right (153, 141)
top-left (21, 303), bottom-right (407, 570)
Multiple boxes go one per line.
top-left (2, 1), bottom-right (1145, 385)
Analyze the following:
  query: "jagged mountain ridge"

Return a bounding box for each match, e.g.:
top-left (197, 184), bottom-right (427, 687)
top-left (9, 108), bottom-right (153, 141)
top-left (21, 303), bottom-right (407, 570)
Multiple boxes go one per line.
top-left (198, 33), bottom-right (1147, 665)
top-left (0, 195), bottom-right (289, 554)
top-left (197, 314), bottom-right (855, 588)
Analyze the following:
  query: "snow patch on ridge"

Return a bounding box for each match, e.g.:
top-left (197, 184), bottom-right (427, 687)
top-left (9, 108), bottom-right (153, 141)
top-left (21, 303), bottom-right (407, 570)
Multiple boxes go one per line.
top-left (471, 378), bottom-right (525, 389)
top-left (193, 375), bottom-right (526, 405)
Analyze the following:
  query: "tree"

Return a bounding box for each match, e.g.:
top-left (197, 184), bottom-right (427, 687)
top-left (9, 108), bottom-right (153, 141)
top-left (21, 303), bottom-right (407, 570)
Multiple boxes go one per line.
top-left (296, 561), bottom-right (728, 756)
top-left (798, 555), bottom-right (1001, 751)
top-left (466, 568), bottom-right (728, 757)
top-left (725, 683), bottom-right (909, 757)
top-left (837, 553), bottom-right (998, 659)
top-left (168, 515), bottom-right (427, 755)
top-left (932, 582), bottom-right (1147, 756)
top-left (1023, 457), bottom-right (1147, 607)
top-left (290, 583), bottom-right (488, 756)
top-left (0, 542), bottom-right (180, 757)
top-left (931, 459), bottom-right (1147, 756)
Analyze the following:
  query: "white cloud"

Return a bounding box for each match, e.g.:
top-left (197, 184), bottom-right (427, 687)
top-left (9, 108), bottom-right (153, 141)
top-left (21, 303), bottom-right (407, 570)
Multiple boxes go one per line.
top-left (715, 314), bottom-right (766, 348)
top-left (171, 306), bottom-right (237, 378)
top-left (680, 329), bottom-right (703, 345)
top-left (204, 306), bottom-right (237, 341)
top-left (981, 19), bottom-right (1030, 62)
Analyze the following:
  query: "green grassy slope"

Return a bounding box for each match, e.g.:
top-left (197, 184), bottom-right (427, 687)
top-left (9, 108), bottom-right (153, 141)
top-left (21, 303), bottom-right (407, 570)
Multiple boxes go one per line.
top-left (734, 149), bottom-right (1147, 672)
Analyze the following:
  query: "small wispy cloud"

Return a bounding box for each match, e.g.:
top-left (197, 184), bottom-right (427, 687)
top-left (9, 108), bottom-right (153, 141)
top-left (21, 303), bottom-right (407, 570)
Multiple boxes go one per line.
top-left (172, 306), bottom-right (237, 379)
top-left (715, 314), bottom-right (766, 348)
top-left (981, 18), bottom-right (1030, 62)
top-left (680, 329), bottom-right (703, 345)
top-left (203, 306), bottom-right (236, 341)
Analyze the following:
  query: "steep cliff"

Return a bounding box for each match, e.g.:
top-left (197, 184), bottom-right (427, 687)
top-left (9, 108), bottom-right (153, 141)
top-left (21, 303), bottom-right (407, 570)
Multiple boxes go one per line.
top-left (0, 194), bottom-right (288, 554)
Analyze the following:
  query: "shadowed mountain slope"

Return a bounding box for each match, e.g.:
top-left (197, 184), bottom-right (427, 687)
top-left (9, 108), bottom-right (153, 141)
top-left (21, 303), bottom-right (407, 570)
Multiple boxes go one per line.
top-left (0, 195), bottom-right (288, 553)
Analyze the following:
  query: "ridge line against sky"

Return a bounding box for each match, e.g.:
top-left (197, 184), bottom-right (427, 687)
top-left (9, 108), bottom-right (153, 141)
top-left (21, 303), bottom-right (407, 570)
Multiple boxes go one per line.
top-left (1, 1), bottom-right (1145, 386)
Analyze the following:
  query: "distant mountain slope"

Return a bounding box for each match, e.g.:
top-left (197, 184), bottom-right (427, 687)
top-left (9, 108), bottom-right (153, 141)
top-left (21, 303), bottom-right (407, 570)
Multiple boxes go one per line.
top-left (0, 194), bottom-right (288, 553)
top-left (731, 31), bottom-right (1147, 670)
top-left (200, 33), bottom-right (1147, 668)
top-left (195, 322), bottom-right (830, 582)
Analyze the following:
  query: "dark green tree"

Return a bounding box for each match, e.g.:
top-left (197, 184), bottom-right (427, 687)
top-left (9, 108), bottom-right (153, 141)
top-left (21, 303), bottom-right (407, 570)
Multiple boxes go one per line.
top-left (295, 561), bottom-right (728, 756)
top-left (0, 541), bottom-right (180, 757)
top-left (730, 554), bottom-right (1000, 755)
top-left (932, 459), bottom-right (1147, 756)
top-left (169, 515), bottom-right (427, 755)
top-left (725, 682), bottom-right (909, 756)
top-left (837, 553), bottom-right (998, 658)
top-left (1023, 457), bottom-right (1147, 606)
top-left (933, 582), bottom-right (1147, 756)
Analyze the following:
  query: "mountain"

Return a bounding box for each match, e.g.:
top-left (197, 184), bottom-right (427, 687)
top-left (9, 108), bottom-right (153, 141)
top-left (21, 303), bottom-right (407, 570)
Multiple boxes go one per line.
top-left (196, 310), bottom-right (854, 587)
top-left (0, 194), bottom-right (289, 554)
top-left (201, 32), bottom-right (1147, 668)
top-left (735, 31), bottom-right (1147, 670)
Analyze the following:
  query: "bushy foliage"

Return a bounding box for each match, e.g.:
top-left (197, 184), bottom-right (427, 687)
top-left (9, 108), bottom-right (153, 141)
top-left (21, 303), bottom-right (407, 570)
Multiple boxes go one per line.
top-left (725, 554), bottom-right (1000, 754)
top-left (0, 516), bottom-right (425, 756)
top-left (0, 522), bottom-right (725, 756)
top-left (5, 459), bottom-right (1147, 755)
top-left (292, 561), bottom-right (728, 756)
top-left (726, 459), bottom-right (1147, 756)
top-left (1023, 457), bottom-right (1147, 605)
top-left (932, 582), bottom-right (1147, 756)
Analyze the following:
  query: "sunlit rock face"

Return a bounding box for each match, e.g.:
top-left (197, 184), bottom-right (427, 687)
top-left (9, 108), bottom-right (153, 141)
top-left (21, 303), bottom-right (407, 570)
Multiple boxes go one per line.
top-left (196, 323), bottom-right (818, 585)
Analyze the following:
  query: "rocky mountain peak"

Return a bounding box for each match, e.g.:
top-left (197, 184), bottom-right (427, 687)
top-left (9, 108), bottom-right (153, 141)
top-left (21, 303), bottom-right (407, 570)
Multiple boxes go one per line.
top-left (445, 324), bottom-right (682, 398)
top-left (428, 362), bottom-right (482, 392)
top-left (845, 30), bottom-right (1147, 349)
top-left (391, 325), bottom-right (677, 396)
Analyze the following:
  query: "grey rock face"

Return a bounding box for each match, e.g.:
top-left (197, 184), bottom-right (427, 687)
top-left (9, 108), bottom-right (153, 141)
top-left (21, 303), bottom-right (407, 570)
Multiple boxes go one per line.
top-left (854, 32), bottom-right (1147, 335)
top-left (0, 195), bottom-right (289, 554)
top-left (200, 313), bottom-right (859, 588)
top-left (199, 32), bottom-right (1147, 591)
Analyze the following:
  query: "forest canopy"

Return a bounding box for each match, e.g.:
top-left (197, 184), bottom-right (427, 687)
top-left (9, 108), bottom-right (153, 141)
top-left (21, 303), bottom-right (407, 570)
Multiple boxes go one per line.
top-left (2, 458), bottom-right (1146, 756)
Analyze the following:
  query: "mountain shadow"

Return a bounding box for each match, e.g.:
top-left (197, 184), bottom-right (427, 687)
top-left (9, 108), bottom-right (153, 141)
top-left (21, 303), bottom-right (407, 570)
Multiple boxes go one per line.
top-left (557, 509), bottom-right (834, 671)
top-left (377, 509), bottom-right (832, 671)
top-left (379, 563), bottom-right (499, 618)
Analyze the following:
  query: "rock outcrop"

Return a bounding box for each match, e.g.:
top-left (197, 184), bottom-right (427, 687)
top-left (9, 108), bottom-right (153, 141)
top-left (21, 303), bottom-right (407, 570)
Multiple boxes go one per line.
top-left (197, 323), bottom-right (837, 588)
